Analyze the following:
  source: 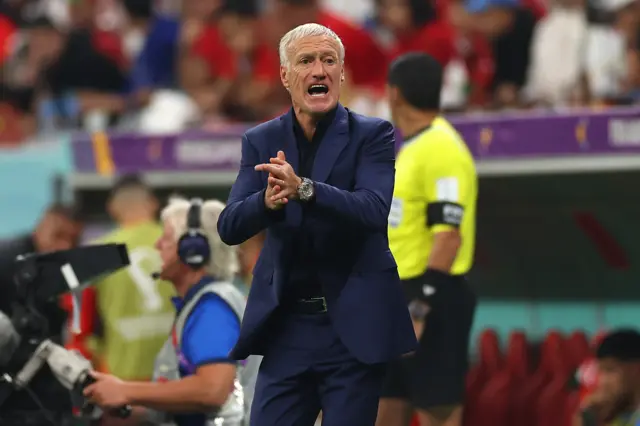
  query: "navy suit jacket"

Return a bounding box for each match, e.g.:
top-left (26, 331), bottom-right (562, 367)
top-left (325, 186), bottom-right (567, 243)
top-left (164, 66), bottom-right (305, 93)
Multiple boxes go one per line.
top-left (218, 104), bottom-right (417, 365)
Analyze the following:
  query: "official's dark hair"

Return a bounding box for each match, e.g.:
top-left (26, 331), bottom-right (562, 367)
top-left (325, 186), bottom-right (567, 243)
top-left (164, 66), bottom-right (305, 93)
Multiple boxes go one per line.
top-left (46, 203), bottom-right (84, 223)
top-left (122, 0), bottom-right (154, 19)
top-left (109, 173), bottom-right (151, 199)
top-left (388, 52), bottom-right (442, 111)
top-left (596, 329), bottom-right (640, 361)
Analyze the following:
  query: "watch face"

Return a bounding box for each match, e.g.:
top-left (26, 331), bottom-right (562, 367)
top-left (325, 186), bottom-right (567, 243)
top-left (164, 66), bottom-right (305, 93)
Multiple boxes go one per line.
top-left (299, 179), bottom-right (314, 200)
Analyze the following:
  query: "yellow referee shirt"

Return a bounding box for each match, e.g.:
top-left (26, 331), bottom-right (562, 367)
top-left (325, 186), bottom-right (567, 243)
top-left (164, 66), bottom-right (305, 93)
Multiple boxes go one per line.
top-left (389, 117), bottom-right (477, 280)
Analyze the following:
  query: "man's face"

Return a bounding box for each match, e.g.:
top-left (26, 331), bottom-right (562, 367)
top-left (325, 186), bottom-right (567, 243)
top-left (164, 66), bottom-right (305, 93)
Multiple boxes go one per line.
top-left (155, 221), bottom-right (181, 281)
top-left (378, 0), bottom-right (412, 32)
top-left (280, 35), bottom-right (343, 116)
top-left (35, 214), bottom-right (82, 252)
top-left (220, 14), bottom-right (256, 55)
top-left (597, 358), bottom-right (637, 406)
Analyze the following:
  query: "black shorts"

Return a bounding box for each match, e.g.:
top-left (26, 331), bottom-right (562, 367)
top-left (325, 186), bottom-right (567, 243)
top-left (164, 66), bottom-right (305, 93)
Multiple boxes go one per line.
top-left (380, 273), bottom-right (477, 410)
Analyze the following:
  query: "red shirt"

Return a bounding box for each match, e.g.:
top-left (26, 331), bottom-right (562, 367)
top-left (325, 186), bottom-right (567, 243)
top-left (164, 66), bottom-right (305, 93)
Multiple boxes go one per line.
top-left (0, 14), bottom-right (15, 66)
top-left (192, 25), bottom-right (277, 82)
top-left (316, 11), bottom-right (387, 90)
top-left (391, 21), bottom-right (494, 105)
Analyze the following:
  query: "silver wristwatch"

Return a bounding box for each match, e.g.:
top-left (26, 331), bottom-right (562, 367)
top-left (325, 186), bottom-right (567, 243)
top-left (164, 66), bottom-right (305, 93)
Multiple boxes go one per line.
top-left (297, 177), bottom-right (315, 202)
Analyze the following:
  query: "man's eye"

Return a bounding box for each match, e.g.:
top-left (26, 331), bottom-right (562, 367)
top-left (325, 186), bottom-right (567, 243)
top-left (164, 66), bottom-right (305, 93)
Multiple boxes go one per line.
top-left (325, 58), bottom-right (336, 64)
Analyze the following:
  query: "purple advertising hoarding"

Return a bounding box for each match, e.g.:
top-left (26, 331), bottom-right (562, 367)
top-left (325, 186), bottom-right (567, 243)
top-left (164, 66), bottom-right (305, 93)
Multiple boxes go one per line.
top-left (71, 107), bottom-right (640, 173)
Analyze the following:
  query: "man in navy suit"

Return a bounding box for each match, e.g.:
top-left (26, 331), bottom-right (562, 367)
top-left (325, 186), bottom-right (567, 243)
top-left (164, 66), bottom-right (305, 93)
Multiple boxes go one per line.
top-left (217, 22), bottom-right (417, 426)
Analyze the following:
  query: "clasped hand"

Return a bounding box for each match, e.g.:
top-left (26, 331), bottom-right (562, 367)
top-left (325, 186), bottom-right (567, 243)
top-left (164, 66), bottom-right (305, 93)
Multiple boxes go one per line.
top-left (83, 371), bottom-right (130, 408)
top-left (255, 151), bottom-right (302, 210)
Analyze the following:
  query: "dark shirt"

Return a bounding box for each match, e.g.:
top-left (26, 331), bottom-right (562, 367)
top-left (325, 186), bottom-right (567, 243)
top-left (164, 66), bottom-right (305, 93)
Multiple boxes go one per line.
top-left (288, 107), bottom-right (337, 300)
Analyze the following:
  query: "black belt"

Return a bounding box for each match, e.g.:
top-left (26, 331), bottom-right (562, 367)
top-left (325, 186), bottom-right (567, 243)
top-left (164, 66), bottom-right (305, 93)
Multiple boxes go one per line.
top-left (291, 297), bottom-right (327, 314)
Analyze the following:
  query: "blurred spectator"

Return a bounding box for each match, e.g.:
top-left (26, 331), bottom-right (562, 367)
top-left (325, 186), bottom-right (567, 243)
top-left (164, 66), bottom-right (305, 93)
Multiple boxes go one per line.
top-left (525, 0), bottom-right (588, 107)
top-left (120, 0), bottom-right (179, 104)
top-left (449, 0), bottom-right (536, 108)
top-left (576, 329), bottom-right (640, 426)
top-left (367, 0), bottom-right (494, 109)
top-left (0, 17), bottom-right (65, 138)
top-left (72, 174), bottom-right (176, 381)
top-left (0, 13), bottom-right (16, 66)
top-left (184, 0), bottom-right (280, 121)
top-left (584, 0), bottom-right (639, 105)
top-left (35, 0), bottom-right (128, 131)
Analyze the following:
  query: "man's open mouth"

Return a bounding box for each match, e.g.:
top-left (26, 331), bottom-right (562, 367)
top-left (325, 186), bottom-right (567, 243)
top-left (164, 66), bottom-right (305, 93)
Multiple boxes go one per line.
top-left (308, 84), bottom-right (329, 96)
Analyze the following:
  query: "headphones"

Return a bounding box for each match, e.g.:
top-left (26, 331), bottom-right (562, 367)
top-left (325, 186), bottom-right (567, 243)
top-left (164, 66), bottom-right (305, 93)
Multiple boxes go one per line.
top-left (177, 198), bottom-right (211, 269)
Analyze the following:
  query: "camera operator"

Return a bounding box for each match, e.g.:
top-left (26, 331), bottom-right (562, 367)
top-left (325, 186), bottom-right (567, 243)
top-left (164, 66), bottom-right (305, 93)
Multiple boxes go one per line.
top-left (84, 197), bottom-right (257, 426)
top-left (0, 203), bottom-right (83, 425)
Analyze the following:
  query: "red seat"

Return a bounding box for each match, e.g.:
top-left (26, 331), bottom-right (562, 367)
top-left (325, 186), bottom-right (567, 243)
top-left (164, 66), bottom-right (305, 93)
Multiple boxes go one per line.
top-left (509, 369), bottom-right (551, 426)
top-left (536, 378), bottom-right (569, 426)
top-left (564, 392), bottom-right (580, 426)
top-left (478, 329), bottom-right (503, 377)
top-left (473, 371), bottom-right (511, 426)
top-left (464, 365), bottom-right (485, 426)
top-left (567, 331), bottom-right (590, 369)
top-left (540, 331), bottom-right (568, 378)
top-left (506, 331), bottom-right (529, 381)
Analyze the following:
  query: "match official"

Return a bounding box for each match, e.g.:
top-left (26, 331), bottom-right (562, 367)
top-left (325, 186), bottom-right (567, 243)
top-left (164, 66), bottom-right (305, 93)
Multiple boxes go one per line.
top-left (377, 53), bottom-right (478, 426)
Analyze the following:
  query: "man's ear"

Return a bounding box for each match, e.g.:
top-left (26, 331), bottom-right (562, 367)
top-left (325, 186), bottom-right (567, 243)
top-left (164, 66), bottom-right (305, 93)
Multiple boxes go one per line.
top-left (280, 66), bottom-right (290, 91)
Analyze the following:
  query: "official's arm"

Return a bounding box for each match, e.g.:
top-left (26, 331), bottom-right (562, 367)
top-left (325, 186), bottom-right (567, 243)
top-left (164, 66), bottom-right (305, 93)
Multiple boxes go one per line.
top-left (218, 134), bottom-right (284, 245)
top-left (425, 145), bottom-right (471, 278)
top-left (124, 296), bottom-right (240, 412)
top-left (312, 121), bottom-right (396, 230)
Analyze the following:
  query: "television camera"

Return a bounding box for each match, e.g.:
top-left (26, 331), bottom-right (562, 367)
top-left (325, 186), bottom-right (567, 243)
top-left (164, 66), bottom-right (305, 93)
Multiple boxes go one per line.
top-left (0, 243), bottom-right (133, 422)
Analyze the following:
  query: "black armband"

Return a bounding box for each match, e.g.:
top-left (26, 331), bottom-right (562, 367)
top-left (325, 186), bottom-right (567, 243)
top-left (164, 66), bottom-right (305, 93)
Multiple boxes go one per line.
top-left (426, 202), bottom-right (464, 228)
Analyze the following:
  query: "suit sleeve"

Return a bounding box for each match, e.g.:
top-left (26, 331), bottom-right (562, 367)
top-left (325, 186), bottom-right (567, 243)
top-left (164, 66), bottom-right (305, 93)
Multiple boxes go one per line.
top-left (218, 134), bottom-right (284, 245)
top-left (312, 121), bottom-right (395, 230)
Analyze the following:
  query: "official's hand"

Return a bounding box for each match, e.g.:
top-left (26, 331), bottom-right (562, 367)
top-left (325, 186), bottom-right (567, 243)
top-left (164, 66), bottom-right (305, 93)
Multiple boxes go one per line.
top-left (256, 150), bottom-right (302, 202)
top-left (264, 151), bottom-right (288, 210)
top-left (83, 371), bottom-right (130, 409)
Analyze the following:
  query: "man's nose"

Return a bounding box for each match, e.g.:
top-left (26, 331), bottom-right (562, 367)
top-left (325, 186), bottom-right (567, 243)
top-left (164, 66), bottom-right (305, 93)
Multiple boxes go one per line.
top-left (311, 59), bottom-right (326, 79)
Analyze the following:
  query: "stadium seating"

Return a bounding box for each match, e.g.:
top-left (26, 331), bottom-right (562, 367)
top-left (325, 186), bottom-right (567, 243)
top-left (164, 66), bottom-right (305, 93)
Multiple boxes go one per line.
top-left (462, 329), bottom-right (596, 426)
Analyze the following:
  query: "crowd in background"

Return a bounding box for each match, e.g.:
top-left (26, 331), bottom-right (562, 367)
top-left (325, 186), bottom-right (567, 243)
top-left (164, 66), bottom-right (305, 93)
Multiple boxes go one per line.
top-left (0, 0), bottom-right (639, 142)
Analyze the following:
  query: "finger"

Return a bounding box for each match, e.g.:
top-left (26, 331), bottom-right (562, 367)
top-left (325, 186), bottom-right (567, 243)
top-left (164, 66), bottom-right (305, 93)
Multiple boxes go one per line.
top-left (268, 176), bottom-right (285, 187)
top-left (255, 164), bottom-right (279, 173)
top-left (83, 386), bottom-right (95, 396)
top-left (269, 158), bottom-right (286, 166)
top-left (90, 371), bottom-right (106, 379)
top-left (271, 189), bottom-right (295, 201)
top-left (277, 150), bottom-right (285, 161)
top-left (259, 164), bottom-right (287, 178)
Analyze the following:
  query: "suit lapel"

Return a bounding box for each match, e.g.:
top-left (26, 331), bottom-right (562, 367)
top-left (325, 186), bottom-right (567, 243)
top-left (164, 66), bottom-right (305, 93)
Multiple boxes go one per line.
top-left (312, 104), bottom-right (349, 183)
top-left (280, 110), bottom-right (300, 174)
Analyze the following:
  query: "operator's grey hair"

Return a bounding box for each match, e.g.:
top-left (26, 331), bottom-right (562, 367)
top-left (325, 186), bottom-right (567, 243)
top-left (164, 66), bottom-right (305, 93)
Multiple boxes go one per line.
top-left (160, 197), bottom-right (238, 281)
top-left (278, 23), bottom-right (345, 68)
